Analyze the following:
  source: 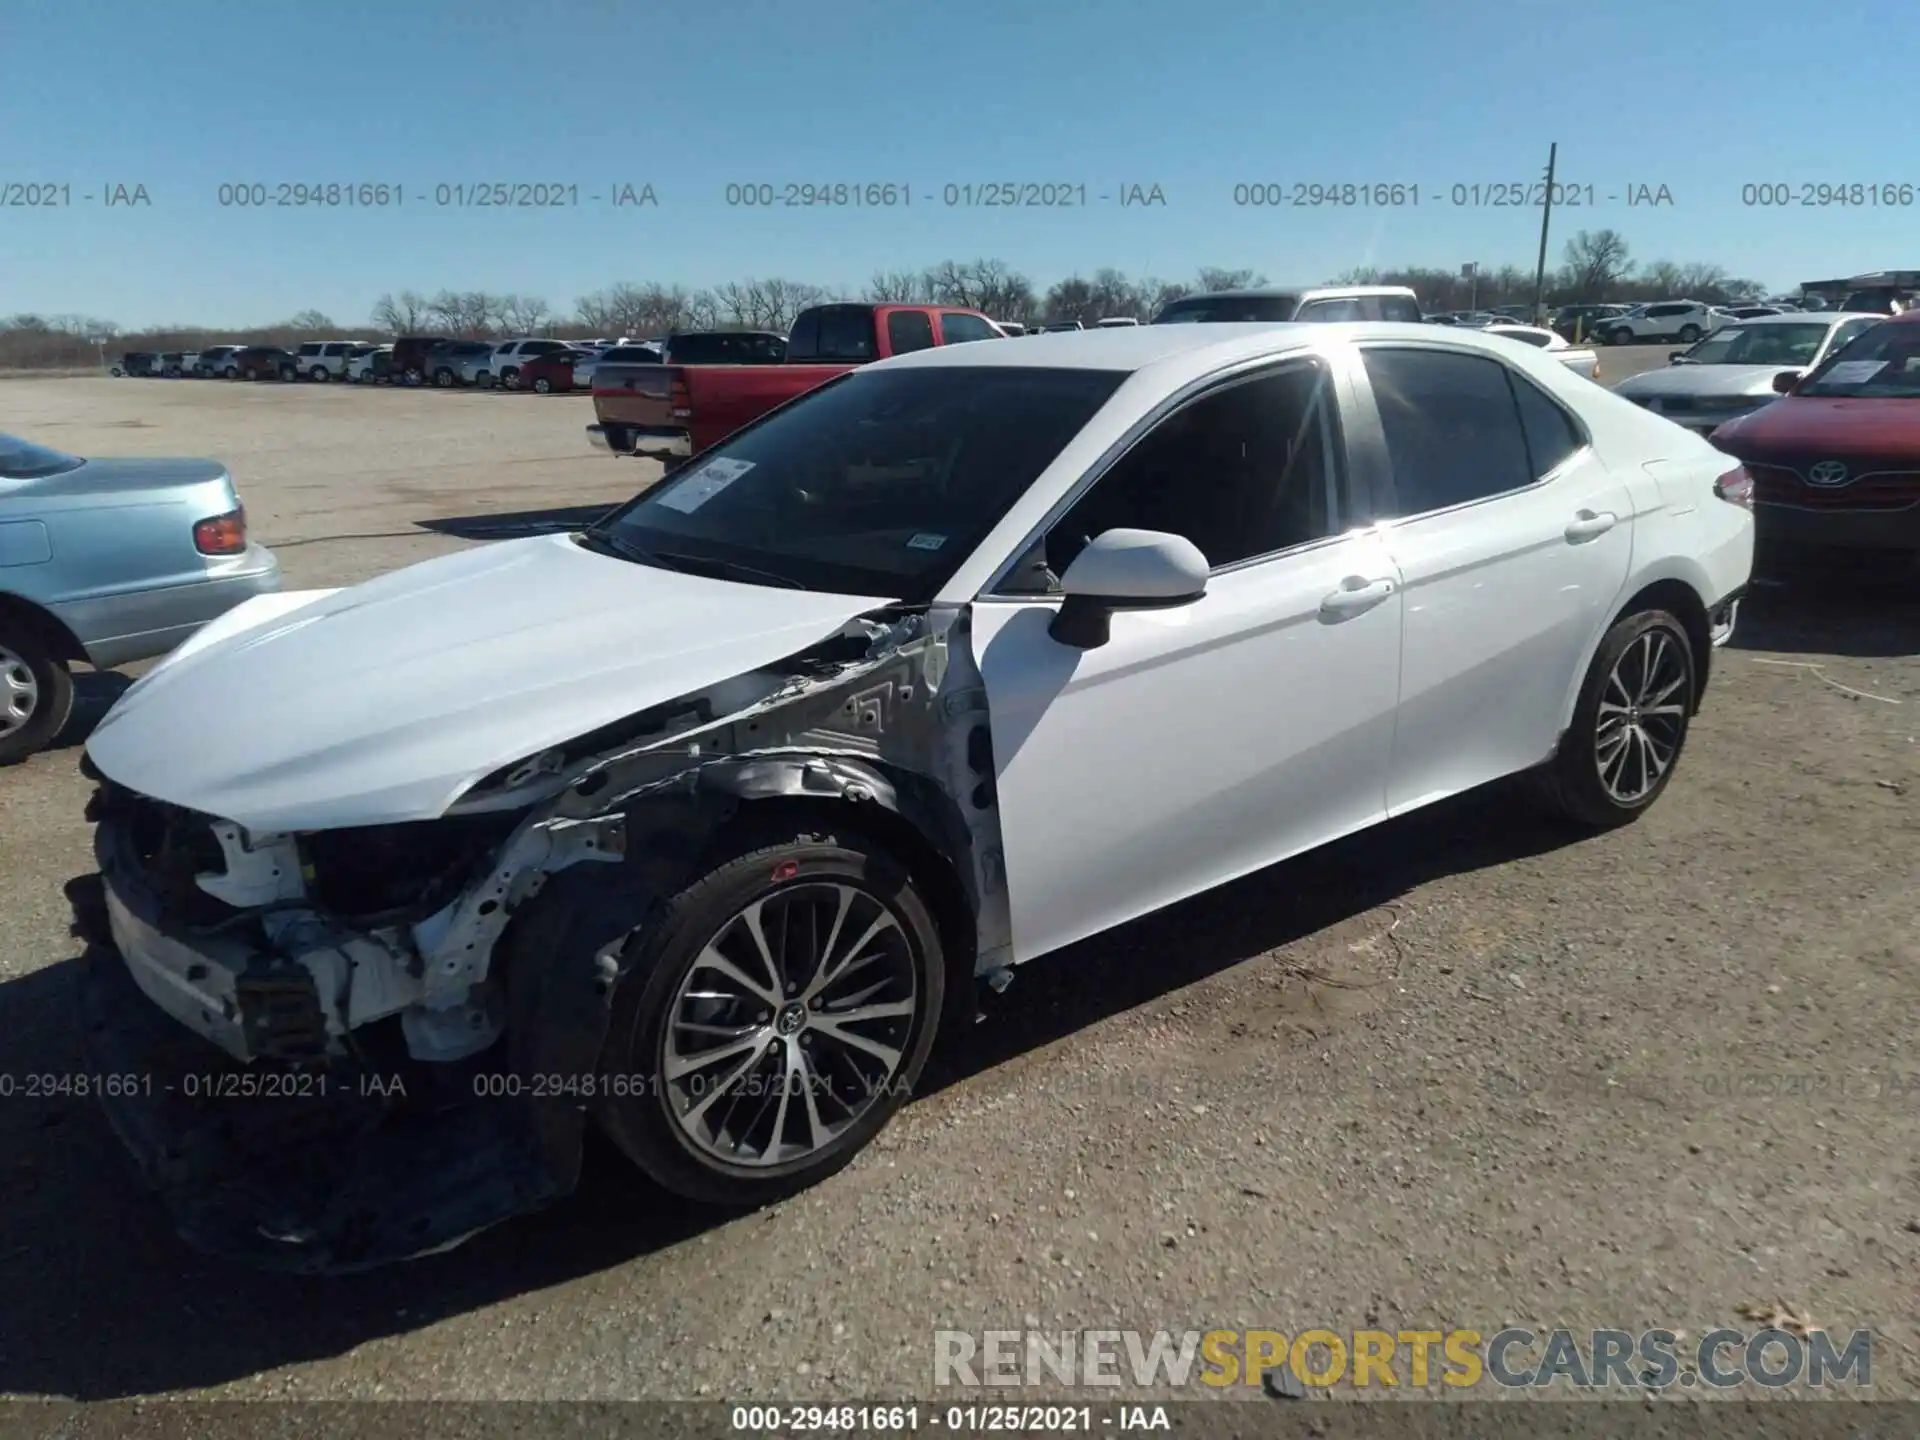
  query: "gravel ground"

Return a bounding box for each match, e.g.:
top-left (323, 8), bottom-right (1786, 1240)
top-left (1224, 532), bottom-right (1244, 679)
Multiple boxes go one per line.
top-left (0, 362), bottom-right (1914, 1404)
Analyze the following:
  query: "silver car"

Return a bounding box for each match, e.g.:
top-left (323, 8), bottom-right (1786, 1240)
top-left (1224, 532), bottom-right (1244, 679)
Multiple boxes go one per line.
top-left (1611, 312), bottom-right (1884, 435)
top-left (0, 432), bottom-right (281, 761)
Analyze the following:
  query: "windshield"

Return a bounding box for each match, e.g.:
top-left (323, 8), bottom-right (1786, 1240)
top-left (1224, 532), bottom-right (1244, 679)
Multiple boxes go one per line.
top-left (590, 365), bottom-right (1126, 601)
top-left (0, 433), bottom-right (85, 480)
top-left (1798, 324), bottom-right (1920, 398)
top-left (1154, 295), bottom-right (1300, 324)
top-left (1678, 322), bottom-right (1833, 366)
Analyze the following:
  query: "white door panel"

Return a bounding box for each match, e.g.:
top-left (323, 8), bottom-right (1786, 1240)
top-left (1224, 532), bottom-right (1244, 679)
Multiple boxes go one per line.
top-left (1382, 456), bottom-right (1632, 814)
top-left (975, 529), bottom-right (1403, 965)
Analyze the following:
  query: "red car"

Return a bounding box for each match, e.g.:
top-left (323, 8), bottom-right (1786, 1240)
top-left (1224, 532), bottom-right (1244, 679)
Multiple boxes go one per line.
top-left (1711, 310), bottom-right (1920, 565)
top-left (516, 347), bottom-right (590, 394)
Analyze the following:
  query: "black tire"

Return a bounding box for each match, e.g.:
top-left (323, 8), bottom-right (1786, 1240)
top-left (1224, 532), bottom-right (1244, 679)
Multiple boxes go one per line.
top-left (0, 622), bottom-right (76, 765)
top-left (1676, 324), bottom-right (1701, 343)
top-left (501, 367), bottom-right (521, 390)
top-left (532, 376), bottom-right (552, 394)
top-left (597, 822), bottom-right (947, 1206)
top-left (1534, 609), bottom-right (1695, 829)
top-left (435, 367), bottom-right (454, 387)
top-left (405, 367), bottom-right (423, 386)
top-left (309, 366), bottom-right (328, 382)
top-left (223, 365), bottom-right (238, 379)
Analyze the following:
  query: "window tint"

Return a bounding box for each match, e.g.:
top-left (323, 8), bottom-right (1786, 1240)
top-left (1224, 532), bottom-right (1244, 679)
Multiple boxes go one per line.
top-left (1153, 294), bottom-right (1300, 324)
top-left (1507, 372), bottom-right (1583, 477)
top-left (1295, 298), bottom-right (1367, 322)
top-left (1829, 318), bottom-right (1880, 351)
top-left (887, 310), bottom-right (936, 353)
top-left (814, 309), bottom-right (876, 360)
top-left (1361, 349), bottom-right (1535, 516)
top-left (1017, 362), bottom-right (1344, 586)
top-left (298, 343), bottom-right (322, 355)
top-left (787, 310), bottom-right (820, 357)
top-left (1378, 295), bottom-right (1424, 323)
top-left (939, 312), bottom-right (1001, 344)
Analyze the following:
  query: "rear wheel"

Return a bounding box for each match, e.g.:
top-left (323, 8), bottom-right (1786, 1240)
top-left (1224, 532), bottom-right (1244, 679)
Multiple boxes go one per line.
top-left (532, 375), bottom-right (552, 394)
top-left (1676, 324), bottom-right (1702, 343)
top-left (597, 824), bottom-right (947, 1206)
top-left (1534, 610), bottom-right (1694, 828)
top-left (501, 367), bottom-right (521, 390)
top-left (435, 367), bottom-right (454, 387)
top-left (309, 365), bottom-right (328, 382)
top-left (0, 624), bottom-right (75, 765)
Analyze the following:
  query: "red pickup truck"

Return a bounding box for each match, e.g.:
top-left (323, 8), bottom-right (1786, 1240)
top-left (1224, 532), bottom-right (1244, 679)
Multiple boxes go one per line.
top-left (587, 303), bottom-right (1004, 460)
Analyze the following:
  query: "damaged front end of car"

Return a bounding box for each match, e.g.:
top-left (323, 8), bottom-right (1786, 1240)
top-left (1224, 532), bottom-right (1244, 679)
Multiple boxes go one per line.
top-left (71, 601), bottom-right (1008, 1272)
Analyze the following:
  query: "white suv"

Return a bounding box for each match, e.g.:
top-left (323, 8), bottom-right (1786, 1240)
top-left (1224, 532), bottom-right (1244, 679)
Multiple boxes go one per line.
top-left (485, 338), bottom-right (577, 389)
top-left (1597, 302), bottom-right (1724, 347)
top-left (293, 340), bottom-right (369, 381)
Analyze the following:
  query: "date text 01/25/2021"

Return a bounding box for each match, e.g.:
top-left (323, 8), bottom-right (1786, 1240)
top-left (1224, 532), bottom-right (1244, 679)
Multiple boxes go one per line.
top-left (210, 182), bottom-right (660, 208)
top-left (1230, 181), bottom-right (1674, 208)
top-left (721, 182), bottom-right (1168, 208)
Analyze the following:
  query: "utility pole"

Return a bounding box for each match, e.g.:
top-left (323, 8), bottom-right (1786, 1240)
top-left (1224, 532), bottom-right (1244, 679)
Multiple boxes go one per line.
top-left (1463, 262), bottom-right (1479, 311)
top-left (1532, 142), bottom-right (1558, 324)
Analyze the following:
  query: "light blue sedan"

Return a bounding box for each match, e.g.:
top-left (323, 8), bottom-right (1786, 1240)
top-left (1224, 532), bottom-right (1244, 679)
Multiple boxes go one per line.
top-left (0, 432), bottom-right (281, 761)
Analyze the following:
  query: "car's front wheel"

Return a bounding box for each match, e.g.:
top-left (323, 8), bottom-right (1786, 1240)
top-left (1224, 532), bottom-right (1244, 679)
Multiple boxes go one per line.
top-left (1676, 324), bottom-right (1702, 343)
top-left (435, 367), bottom-right (454, 387)
top-left (1536, 609), bottom-right (1695, 828)
top-left (597, 823), bottom-right (948, 1206)
top-left (309, 366), bottom-right (329, 382)
top-left (532, 375), bottom-right (552, 394)
top-left (0, 624), bottom-right (76, 765)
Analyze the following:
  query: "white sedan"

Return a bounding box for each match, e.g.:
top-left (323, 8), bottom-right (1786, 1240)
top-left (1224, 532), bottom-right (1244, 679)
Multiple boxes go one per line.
top-left (74, 323), bottom-right (1753, 1270)
top-left (1482, 323), bottom-right (1602, 379)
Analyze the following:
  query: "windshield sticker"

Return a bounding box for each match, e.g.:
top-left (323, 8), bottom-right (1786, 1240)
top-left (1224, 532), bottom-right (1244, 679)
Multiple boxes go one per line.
top-left (1820, 360), bottom-right (1887, 385)
top-left (655, 457), bottom-right (756, 513)
top-left (907, 532), bottom-right (948, 551)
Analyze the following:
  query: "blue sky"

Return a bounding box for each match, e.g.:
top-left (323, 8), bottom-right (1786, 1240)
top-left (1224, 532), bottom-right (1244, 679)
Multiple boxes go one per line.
top-left (3, 0), bottom-right (1912, 328)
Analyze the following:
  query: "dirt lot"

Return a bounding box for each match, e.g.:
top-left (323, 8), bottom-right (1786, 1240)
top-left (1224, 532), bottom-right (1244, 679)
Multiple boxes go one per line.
top-left (0, 362), bottom-right (1916, 1403)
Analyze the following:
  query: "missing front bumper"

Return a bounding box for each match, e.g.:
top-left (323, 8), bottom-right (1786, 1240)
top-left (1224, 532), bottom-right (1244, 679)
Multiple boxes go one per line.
top-left (69, 874), bottom-right (582, 1274)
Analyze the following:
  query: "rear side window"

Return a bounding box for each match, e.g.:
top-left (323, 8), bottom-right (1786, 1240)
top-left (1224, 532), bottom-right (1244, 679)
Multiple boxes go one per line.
top-left (601, 346), bottom-right (661, 362)
top-left (1507, 372), bottom-right (1584, 477)
top-left (298, 343), bottom-right (322, 356)
top-left (938, 312), bottom-right (1001, 344)
top-left (887, 310), bottom-right (936, 354)
top-left (1377, 295), bottom-right (1424, 323)
top-left (808, 309), bottom-right (878, 361)
top-left (1360, 348), bottom-right (1536, 516)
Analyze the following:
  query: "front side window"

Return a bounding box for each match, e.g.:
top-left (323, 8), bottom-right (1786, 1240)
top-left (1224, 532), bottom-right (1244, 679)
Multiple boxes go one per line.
top-left (1294, 298), bottom-right (1367, 323)
top-left (1378, 295), bottom-right (1424, 323)
top-left (591, 366), bottom-right (1126, 601)
top-left (1002, 361), bottom-right (1345, 590)
top-left (1361, 348), bottom-right (1539, 516)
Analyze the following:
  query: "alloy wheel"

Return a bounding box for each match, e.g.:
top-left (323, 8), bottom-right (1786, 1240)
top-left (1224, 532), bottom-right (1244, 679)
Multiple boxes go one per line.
top-left (661, 882), bottom-right (920, 1169)
top-left (0, 645), bottom-right (38, 736)
top-left (1594, 629), bottom-right (1688, 804)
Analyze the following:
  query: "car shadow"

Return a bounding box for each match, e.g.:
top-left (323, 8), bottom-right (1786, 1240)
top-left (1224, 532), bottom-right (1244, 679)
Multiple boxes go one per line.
top-left (415, 505), bottom-right (623, 542)
top-left (48, 671), bottom-right (133, 752)
top-left (1730, 557), bottom-right (1920, 659)
top-left (0, 782), bottom-right (1579, 1399)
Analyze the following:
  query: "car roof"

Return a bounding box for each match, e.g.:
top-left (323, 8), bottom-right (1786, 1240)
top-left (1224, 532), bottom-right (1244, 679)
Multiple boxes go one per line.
top-left (879, 320), bottom-right (1547, 375)
top-left (1168, 285), bottom-right (1416, 301)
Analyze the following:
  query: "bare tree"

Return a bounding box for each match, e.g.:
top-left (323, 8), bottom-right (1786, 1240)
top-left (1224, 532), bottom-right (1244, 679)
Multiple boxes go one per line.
top-left (1195, 267), bottom-right (1267, 292)
top-left (1562, 229), bottom-right (1634, 302)
top-left (370, 289), bottom-right (432, 333)
top-left (1043, 275), bottom-right (1095, 325)
top-left (865, 269), bottom-right (929, 303)
top-left (286, 309), bottom-right (335, 331)
top-left (500, 294), bottom-right (552, 334)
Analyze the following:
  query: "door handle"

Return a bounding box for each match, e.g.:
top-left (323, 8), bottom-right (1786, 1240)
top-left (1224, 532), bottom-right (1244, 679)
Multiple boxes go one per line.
top-left (1565, 510), bottom-right (1617, 542)
top-left (1320, 576), bottom-right (1396, 616)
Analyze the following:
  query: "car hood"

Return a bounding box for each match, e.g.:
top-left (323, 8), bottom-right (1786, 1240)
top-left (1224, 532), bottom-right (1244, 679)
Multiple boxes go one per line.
top-left (1615, 365), bottom-right (1795, 400)
top-left (1712, 395), bottom-right (1920, 458)
top-left (85, 532), bottom-right (897, 834)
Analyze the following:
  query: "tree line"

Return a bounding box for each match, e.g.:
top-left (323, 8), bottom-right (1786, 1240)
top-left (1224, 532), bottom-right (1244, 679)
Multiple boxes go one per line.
top-left (0, 230), bottom-right (1772, 370)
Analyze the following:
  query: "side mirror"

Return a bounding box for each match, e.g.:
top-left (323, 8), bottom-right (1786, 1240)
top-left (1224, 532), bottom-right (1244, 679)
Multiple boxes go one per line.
top-left (1771, 370), bottom-right (1800, 395)
top-left (1668, 350), bottom-right (1686, 363)
top-left (1048, 528), bottom-right (1208, 650)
